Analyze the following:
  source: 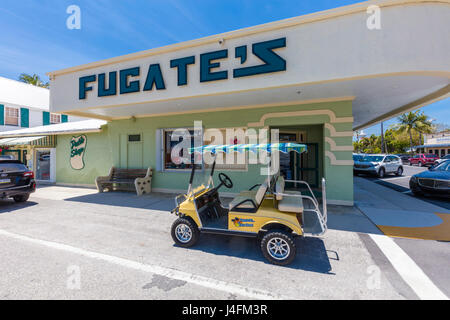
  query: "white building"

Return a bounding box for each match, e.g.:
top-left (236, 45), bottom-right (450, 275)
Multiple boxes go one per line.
top-left (0, 76), bottom-right (87, 182)
top-left (416, 131), bottom-right (450, 157)
top-left (0, 76), bottom-right (85, 131)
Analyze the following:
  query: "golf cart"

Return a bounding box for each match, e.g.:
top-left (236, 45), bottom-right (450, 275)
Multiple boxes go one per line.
top-left (170, 143), bottom-right (327, 265)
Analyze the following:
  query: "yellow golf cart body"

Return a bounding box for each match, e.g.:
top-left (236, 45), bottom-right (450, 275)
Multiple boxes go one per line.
top-left (170, 143), bottom-right (327, 265)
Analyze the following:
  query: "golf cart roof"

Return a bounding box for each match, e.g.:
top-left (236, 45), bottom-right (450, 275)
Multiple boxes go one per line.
top-left (189, 143), bottom-right (307, 154)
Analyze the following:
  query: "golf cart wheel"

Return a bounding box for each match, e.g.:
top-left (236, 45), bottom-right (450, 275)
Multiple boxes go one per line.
top-left (378, 168), bottom-right (385, 178)
top-left (171, 217), bottom-right (199, 248)
top-left (260, 231), bottom-right (296, 266)
top-left (13, 194), bottom-right (29, 203)
top-left (396, 167), bottom-right (403, 176)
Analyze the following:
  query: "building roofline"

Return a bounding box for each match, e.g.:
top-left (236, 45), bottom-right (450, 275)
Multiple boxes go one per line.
top-left (47, 0), bottom-right (447, 78)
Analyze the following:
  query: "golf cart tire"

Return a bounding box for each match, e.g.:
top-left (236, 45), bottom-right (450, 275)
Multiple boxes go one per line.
top-left (171, 217), bottom-right (199, 248)
top-left (13, 194), bottom-right (30, 203)
top-left (260, 231), bottom-right (296, 266)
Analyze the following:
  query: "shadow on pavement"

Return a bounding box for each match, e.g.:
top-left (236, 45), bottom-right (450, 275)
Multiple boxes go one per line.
top-left (64, 191), bottom-right (175, 211)
top-left (326, 205), bottom-right (382, 235)
top-left (370, 178), bottom-right (450, 210)
top-left (183, 233), bottom-right (333, 274)
top-left (0, 199), bottom-right (38, 215)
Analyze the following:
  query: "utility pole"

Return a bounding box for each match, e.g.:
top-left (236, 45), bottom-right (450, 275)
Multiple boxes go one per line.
top-left (381, 122), bottom-right (385, 153)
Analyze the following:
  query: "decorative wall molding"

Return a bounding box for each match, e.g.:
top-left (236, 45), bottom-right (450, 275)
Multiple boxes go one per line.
top-left (325, 151), bottom-right (354, 166)
top-left (325, 137), bottom-right (354, 151)
top-left (324, 123), bottom-right (353, 137)
top-left (247, 109), bottom-right (353, 127)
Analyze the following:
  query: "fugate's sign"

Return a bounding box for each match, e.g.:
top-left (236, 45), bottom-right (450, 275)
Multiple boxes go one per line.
top-left (79, 37), bottom-right (286, 100)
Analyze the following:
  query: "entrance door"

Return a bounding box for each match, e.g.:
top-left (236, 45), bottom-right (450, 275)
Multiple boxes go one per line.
top-left (298, 143), bottom-right (319, 187)
top-left (36, 150), bottom-right (51, 181)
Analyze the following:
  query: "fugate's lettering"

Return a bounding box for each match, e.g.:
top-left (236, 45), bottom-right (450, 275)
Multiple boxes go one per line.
top-left (79, 37), bottom-right (286, 100)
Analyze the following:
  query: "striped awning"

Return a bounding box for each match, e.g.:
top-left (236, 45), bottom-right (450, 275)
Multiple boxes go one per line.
top-left (0, 135), bottom-right (56, 147)
top-left (189, 143), bottom-right (307, 154)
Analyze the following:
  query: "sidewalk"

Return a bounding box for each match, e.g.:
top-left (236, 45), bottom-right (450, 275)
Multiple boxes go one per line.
top-left (354, 177), bottom-right (450, 241)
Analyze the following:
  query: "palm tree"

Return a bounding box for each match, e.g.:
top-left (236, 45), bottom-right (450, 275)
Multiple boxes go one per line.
top-left (394, 111), bottom-right (433, 153)
top-left (18, 73), bottom-right (49, 88)
top-left (415, 112), bottom-right (433, 145)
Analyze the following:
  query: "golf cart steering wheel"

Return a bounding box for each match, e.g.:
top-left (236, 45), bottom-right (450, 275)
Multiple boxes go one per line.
top-left (218, 173), bottom-right (233, 189)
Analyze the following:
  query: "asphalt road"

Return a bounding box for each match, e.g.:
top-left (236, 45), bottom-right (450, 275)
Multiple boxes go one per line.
top-left (357, 164), bottom-right (450, 210)
top-left (0, 185), bottom-right (448, 300)
top-left (356, 164), bottom-right (450, 299)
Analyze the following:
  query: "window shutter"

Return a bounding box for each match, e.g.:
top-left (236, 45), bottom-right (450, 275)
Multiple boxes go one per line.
top-left (61, 114), bottom-right (68, 123)
top-left (0, 105), bottom-right (4, 125)
top-left (43, 111), bottom-right (50, 125)
top-left (20, 108), bottom-right (29, 127)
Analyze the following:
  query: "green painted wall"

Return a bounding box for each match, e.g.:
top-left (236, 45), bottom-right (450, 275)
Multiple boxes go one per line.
top-left (56, 128), bottom-right (113, 185)
top-left (55, 100), bottom-right (354, 204)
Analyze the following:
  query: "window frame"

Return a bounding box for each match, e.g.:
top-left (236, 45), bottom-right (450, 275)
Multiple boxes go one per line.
top-left (161, 127), bottom-right (203, 172)
top-left (50, 113), bottom-right (61, 124)
top-left (4, 106), bottom-right (20, 127)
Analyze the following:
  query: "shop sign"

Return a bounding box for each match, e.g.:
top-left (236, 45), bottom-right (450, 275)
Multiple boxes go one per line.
top-left (79, 37), bottom-right (286, 100)
top-left (70, 135), bottom-right (87, 170)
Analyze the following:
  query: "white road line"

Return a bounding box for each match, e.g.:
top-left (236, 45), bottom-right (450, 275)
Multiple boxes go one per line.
top-left (381, 176), bottom-right (411, 181)
top-left (369, 234), bottom-right (448, 300)
top-left (0, 229), bottom-right (286, 300)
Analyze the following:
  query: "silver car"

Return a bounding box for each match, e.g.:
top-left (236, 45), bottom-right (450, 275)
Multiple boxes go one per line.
top-left (354, 154), bottom-right (403, 178)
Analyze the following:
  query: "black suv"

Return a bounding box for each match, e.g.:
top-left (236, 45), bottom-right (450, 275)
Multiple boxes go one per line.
top-left (0, 160), bottom-right (36, 202)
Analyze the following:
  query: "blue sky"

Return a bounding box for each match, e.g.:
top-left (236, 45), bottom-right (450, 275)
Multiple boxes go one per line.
top-left (0, 0), bottom-right (448, 133)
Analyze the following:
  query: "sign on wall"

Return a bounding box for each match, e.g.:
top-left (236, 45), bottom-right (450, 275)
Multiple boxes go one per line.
top-left (70, 135), bottom-right (87, 170)
top-left (79, 37), bottom-right (287, 100)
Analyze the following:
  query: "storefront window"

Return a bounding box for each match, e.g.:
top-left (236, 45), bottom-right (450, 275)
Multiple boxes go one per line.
top-left (163, 129), bottom-right (201, 170)
top-left (203, 128), bottom-right (247, 171)
top-left (5, 107), bottom-right (19, 126)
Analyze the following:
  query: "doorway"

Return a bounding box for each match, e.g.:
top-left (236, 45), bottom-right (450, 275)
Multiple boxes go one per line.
top-left (277, 128), bottom-right (321, 189)
top-left (35, 149), bottom-right (51, 181)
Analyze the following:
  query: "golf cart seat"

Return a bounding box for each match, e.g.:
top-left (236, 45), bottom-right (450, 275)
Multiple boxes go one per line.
top-left (229, 181), bottom-right (268, 212)
top-left (275, 176), bottom-right (304, 213)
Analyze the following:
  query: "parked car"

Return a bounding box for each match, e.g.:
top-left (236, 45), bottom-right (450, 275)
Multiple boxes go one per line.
top-left (353, 154), bottom-right (403, 178)
top-left (409, 160), bottom-right (450, 197)
top-left (434, 154), bottom-right (450, 166)
top-left (0, 160), bottom-right (36, 202)
top-left (395, 154), bottom-right (413, 164)
top-left (408, 153), bottom-right (439, 167)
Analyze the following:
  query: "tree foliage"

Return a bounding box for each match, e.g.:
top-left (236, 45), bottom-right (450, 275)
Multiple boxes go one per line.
top-left (354, 111), bottom-right (435, 154)
top-left (18, 73), bottom-right (49, 88)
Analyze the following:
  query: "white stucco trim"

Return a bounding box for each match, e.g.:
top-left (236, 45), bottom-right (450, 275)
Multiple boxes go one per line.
top-left (325, 137), bottom-right (354, 151)
top-left (325, 151), bottom-right (354, 166)
top-left (324, 123), bottom-right (354, 137)
top-left (247, 109), bottom-right (354, 128)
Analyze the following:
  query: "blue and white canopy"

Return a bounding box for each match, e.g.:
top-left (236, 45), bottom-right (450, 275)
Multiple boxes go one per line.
top-left (189, 143), bottom-right (307, 154)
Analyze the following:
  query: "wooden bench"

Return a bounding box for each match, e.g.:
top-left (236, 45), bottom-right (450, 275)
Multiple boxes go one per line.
top-left (95, 167), bottom-right (152, 196)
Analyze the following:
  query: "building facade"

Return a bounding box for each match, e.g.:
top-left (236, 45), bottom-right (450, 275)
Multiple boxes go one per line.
top-left (0, 76), bottom-right (87, 182)
top-left (43, 0), bottom-right (449, 205)
top-left (416, 131), bottom-right (450, 157)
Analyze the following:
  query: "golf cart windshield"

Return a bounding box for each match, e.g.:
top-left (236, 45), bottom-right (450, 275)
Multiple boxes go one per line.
top-left (186, 143), bottom-right (308, 194)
